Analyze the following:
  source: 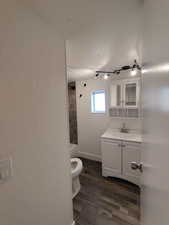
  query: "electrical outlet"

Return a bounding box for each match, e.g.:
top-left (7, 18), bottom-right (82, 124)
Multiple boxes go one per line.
top-left (0, 158), bottom-right (12, 184)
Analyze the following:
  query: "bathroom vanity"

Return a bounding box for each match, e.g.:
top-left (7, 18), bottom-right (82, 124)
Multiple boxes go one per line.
top-left (101, 129), bottom-right (142, 185)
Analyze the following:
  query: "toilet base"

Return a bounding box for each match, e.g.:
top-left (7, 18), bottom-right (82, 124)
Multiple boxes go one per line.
top-left (72, 176), bottom-right (81, 199)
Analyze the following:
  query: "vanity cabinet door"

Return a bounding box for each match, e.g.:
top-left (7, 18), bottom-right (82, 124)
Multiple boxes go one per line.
top-left (122, 142), bottom-right (141, 183)
top-left (101, 140), bottom-right (122, 176)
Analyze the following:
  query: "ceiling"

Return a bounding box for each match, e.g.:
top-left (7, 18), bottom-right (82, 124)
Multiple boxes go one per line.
top-left (20, 0), bottom-right (143, 81)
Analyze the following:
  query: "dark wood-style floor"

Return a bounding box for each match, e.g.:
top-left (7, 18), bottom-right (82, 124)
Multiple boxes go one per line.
top-left (73, 158), bottom-right (140, 225)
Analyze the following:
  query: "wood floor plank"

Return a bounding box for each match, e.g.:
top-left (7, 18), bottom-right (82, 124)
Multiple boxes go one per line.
top-left (73, 158), bottom-right (140, 225)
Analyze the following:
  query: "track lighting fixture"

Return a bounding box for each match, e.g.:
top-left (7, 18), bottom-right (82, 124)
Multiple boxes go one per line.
top-left (95, 60), bottom-right (141, 79)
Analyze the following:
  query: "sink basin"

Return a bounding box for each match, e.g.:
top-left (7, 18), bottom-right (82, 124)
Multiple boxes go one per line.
top-left (120, 128), bottom-right (129, 133)
top-left (101, 129), bottom-right (142, 143)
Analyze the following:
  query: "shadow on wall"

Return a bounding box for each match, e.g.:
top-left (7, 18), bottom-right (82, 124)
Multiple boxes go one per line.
top-left (68, 82), bottom-right (78, 144)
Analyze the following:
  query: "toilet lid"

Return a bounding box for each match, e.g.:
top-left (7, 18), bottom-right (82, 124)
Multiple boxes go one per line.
top-left (71, 158), bottom-right (83, 177)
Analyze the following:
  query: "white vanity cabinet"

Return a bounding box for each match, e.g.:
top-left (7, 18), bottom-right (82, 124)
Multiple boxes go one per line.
top-left (101, 139), bottom-right (122, 176)
top-left (122, 142), bottom-right (141, 181)
top-left (101, 138), bottom-right (141, 185)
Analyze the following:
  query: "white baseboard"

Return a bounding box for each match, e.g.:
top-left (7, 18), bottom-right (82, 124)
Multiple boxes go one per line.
top-left (77, 151), bottom-right (101, 162)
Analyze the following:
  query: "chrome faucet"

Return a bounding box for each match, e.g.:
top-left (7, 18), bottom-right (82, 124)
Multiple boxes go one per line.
top-left (120, 123), bottom-right (129, 133)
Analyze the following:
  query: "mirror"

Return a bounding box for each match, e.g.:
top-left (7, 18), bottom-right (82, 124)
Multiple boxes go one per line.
top-left (124, 83), bottom-right (137, 106)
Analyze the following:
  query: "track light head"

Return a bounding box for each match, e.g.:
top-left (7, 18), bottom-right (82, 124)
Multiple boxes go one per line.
top-left (133, 59), bottom-right (141, 70)
top-left (122, 66), bottom-right (131, 70)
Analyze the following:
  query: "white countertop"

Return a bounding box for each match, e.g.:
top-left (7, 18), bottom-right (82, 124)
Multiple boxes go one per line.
top-left (101, 128), bottom-right (142, 143)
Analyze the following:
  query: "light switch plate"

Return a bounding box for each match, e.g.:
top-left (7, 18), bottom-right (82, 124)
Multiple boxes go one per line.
top-left (0, 158), bottom-right (12, 184)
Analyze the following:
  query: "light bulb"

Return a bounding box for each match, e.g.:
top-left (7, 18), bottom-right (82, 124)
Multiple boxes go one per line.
top-left (104, 74), bottom-right (109, 80)
top-left (131, 68), bottom-right (137, 76)
top-left (141, 69), bottom-right (146, 74)
top-left (161, 64), bottom-right (169, 71)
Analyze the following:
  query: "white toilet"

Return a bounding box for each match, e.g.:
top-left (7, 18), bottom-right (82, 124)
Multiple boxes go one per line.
top-left (71, 158), bottom-right (83, 199)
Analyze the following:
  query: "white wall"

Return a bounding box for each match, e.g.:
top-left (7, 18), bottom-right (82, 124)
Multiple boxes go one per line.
top-left (141, 0), bottom-right (169, 224)
top-left (0, 2), bottom-right (73, 225)
top-left (76, 78), bottom-right (142, 161)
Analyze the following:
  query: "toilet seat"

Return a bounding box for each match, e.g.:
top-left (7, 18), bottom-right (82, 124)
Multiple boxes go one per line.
top-left (71, 157), bottom-right (83, 198)
top-left (71, 158), bottom-right (83, 178)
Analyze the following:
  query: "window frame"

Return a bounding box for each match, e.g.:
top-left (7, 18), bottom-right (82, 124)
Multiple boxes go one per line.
top-left (91, 89), bottom-right (106, 114)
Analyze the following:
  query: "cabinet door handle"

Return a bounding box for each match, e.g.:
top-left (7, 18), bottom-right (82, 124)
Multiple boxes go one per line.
top-left (121, 144), bottom-right (126, 147)
top-left (130, 162), bottom-right (143, 173)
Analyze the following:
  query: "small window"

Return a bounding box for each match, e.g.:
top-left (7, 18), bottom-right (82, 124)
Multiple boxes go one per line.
top-left (91, 90), bottom-right (106, 113)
